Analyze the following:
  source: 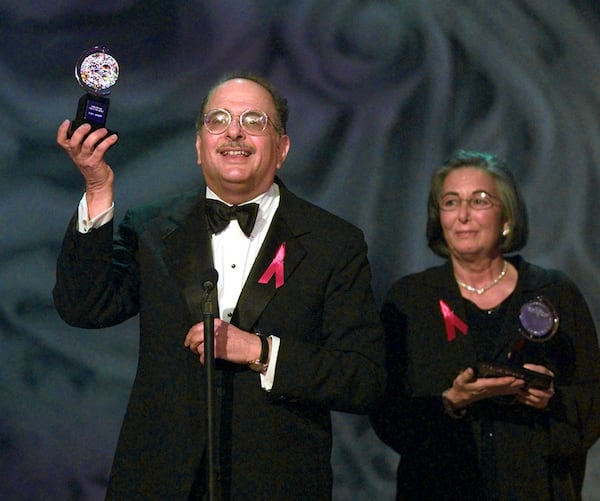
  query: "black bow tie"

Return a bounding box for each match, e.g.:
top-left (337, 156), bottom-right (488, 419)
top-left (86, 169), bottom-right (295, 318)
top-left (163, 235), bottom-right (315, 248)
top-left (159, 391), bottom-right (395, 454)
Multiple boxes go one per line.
top-left (205, 199), bottom-right (259, 237)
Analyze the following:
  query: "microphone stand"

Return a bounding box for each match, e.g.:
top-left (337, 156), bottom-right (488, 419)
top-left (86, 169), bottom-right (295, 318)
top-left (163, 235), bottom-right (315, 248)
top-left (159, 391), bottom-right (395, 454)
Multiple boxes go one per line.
top-left (202, 279), bottom-right (218, 501)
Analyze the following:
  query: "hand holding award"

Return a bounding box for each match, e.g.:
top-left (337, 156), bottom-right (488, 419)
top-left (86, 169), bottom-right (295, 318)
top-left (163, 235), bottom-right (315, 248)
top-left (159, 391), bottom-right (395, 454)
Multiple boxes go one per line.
top-left (476, 297), bottom-right (558, 390)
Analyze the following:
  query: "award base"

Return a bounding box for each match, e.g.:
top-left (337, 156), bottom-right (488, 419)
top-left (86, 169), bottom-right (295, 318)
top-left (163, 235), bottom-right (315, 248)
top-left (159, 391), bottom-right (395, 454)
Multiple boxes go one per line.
top-left (68, 93), bottom-right (116, 137)
top-left (475, 361), bottom-right (553, 390)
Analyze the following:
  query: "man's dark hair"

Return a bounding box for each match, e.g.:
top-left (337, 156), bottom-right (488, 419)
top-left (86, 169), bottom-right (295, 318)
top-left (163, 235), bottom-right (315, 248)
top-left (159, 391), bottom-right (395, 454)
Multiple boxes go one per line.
top-left (196, 71), bottom-right (288, 134)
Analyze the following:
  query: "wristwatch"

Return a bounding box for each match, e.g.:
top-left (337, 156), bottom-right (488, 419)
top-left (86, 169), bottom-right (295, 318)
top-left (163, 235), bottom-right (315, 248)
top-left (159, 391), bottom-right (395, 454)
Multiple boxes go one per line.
top-left (248, 333), bottom-right (270, 374)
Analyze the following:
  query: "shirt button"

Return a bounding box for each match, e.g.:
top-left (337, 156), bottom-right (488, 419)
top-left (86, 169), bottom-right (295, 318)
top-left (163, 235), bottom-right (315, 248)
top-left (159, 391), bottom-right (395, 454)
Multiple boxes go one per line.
top-left (231, 263), bottom-right (236, 268)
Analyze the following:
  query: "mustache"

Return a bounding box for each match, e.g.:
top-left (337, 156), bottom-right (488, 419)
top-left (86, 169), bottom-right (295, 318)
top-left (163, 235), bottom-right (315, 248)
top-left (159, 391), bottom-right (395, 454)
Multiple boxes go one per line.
top-left (216, 142), bottom-right (256, 154)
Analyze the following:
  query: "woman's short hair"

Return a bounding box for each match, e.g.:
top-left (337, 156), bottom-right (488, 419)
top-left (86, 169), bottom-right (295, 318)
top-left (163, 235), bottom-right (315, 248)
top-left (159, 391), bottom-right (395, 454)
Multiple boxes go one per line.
top-left (426, 150), bottom-right (529, 258)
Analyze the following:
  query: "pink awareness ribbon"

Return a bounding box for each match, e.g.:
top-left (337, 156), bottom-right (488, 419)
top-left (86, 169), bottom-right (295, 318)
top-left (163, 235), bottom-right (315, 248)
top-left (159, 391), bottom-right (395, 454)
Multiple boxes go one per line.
top-left (439, 299), bottom-right (468, 341)
top-left (258, 242), bottom-right (286, 289)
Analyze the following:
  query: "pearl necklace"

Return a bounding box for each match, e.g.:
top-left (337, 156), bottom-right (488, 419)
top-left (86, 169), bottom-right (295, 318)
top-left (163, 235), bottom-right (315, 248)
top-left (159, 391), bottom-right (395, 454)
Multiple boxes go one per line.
top-left (455, 261), bottom-right (508, 295)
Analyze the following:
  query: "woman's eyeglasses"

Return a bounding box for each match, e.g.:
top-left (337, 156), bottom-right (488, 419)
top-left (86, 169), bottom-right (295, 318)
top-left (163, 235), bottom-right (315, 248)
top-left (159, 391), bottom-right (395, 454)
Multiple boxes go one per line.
top-left (439, 191), bottom-right (501, 211)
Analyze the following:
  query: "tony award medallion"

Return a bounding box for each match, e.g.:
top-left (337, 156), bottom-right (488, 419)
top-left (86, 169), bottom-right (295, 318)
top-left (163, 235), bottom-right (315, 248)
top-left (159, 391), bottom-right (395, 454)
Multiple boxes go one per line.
top-left (518, 297), bottom-right (559, 342)
top-left (69, 46), bottom-right (119, 136)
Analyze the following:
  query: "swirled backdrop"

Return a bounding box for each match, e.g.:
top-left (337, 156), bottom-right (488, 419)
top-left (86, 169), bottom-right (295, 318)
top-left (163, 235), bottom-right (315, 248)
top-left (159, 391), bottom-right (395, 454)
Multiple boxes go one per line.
top-left (1, 1), bottom-right (599, 499)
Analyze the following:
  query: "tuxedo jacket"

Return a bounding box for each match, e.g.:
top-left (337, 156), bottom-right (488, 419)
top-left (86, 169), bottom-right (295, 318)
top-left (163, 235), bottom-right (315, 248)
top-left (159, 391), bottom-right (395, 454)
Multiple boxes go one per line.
top-left (53, 179), bottom-right (386, 500)
top-left (371, 256), bottom-right (600, 500)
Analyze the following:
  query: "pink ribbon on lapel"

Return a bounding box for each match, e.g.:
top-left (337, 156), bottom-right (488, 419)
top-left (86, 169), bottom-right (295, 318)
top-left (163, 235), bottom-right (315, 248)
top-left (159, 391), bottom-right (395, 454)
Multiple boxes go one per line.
top-left (439, 299), bottom-right (468, 341)
top-left (258, 242), bottom-right (286, 288)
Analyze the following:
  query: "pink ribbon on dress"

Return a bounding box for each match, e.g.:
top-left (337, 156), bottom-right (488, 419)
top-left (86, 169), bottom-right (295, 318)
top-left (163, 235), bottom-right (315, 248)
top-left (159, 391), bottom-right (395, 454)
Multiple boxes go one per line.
top-left (439, 299), bottom-right (468, 341)
top-left (258, 242), bottom-right (286, 289)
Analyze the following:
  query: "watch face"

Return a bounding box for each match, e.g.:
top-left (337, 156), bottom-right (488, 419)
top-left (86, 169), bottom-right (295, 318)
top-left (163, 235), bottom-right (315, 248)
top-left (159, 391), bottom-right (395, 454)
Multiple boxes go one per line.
top-left (75, 47), bottom-right (119, 96)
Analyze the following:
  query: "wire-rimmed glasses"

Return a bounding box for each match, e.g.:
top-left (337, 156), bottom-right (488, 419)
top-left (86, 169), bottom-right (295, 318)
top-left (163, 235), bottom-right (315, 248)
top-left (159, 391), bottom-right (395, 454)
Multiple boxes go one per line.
top-left (203, 108), bottom-right (278, 135)
top-left (439, 191), bottom-right (501, 211)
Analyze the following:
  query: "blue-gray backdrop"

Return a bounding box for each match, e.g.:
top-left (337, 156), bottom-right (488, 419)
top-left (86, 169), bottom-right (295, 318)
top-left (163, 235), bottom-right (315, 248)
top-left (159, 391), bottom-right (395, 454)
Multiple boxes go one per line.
top-left (1, 1), bottom-right (600, 499)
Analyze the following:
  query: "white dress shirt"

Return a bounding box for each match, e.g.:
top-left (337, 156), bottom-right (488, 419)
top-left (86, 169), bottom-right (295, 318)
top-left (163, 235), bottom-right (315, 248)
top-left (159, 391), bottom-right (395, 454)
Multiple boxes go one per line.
top-left (206, 184), bottom-right (281, 389)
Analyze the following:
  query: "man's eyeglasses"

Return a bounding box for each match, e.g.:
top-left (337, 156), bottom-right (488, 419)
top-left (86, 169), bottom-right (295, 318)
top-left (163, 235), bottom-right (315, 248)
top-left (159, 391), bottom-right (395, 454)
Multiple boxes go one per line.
top-left (203, 108), bottom-right (279, 136)
top-left (439, 191), bottom-right (501, 211)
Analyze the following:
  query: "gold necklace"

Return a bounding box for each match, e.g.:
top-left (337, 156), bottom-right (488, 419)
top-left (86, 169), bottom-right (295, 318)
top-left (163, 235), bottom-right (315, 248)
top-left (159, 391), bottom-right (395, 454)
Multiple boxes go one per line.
top-left (455, 261), bottom-right (508, 295)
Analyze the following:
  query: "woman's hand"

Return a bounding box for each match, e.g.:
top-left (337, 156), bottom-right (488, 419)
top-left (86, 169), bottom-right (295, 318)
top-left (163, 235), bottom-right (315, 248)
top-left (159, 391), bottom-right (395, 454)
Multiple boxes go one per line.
top-left (514, 364), bottom-right (555, 410)
top-left (444, 367), bottom-right (525, 410)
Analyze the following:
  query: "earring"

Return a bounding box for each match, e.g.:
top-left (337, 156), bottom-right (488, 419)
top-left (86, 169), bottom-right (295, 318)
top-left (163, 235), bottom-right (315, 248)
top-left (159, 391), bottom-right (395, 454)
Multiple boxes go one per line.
top-left (502, 227), bottom-right (510, 237)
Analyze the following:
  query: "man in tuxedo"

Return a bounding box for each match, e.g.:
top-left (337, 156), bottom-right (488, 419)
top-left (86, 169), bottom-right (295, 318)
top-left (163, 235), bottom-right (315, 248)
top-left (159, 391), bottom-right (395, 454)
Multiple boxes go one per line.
top-left (53, 72), bottom-right (386, 499)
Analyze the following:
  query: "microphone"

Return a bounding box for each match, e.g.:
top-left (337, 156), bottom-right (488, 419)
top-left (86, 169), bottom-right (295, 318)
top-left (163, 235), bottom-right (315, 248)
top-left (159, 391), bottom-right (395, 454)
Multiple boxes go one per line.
top-left (201, 268), bottom-right (219, 317)
top-left (182, 269), bottom-right (219, 323)
top-left (202, 268), bottom-right (218, 294)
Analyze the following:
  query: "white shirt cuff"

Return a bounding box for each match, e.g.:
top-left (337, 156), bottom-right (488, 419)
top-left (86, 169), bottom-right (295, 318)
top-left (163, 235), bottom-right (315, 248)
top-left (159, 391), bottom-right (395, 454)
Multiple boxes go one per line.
top-left (260, 335), bottom-right (280, 391)
top-left (77, 193), bottom-right (114, 233)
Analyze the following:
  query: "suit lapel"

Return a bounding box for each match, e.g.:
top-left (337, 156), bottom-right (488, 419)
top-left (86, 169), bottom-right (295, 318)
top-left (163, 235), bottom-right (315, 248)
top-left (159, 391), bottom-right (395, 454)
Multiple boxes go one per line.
top-left (162, 193), bottom-right (214, 323)
top-left (233, 202), bottom-right (307, 332)
top-left (160, 181), bottom-right (308, 331)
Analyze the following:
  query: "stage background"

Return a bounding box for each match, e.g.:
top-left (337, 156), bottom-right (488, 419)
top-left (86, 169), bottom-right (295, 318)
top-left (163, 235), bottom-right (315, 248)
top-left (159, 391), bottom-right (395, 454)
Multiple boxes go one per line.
top-left (1, 1), bottom-right (599, 499)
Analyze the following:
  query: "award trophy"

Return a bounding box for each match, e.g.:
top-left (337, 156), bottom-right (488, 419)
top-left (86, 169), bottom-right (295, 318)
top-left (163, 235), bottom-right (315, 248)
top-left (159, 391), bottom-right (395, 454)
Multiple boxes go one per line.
top-left (476, 297), bottom-right (558, 390)
top-left (68, 46), bottom-right (119, 137)
top-left (518, 297), bottom-right (559, 342)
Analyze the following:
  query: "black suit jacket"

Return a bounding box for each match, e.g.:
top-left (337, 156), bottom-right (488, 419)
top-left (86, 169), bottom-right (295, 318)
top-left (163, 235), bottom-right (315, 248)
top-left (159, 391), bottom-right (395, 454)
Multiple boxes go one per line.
top-left (54, 179), bottom-right (386, 499)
